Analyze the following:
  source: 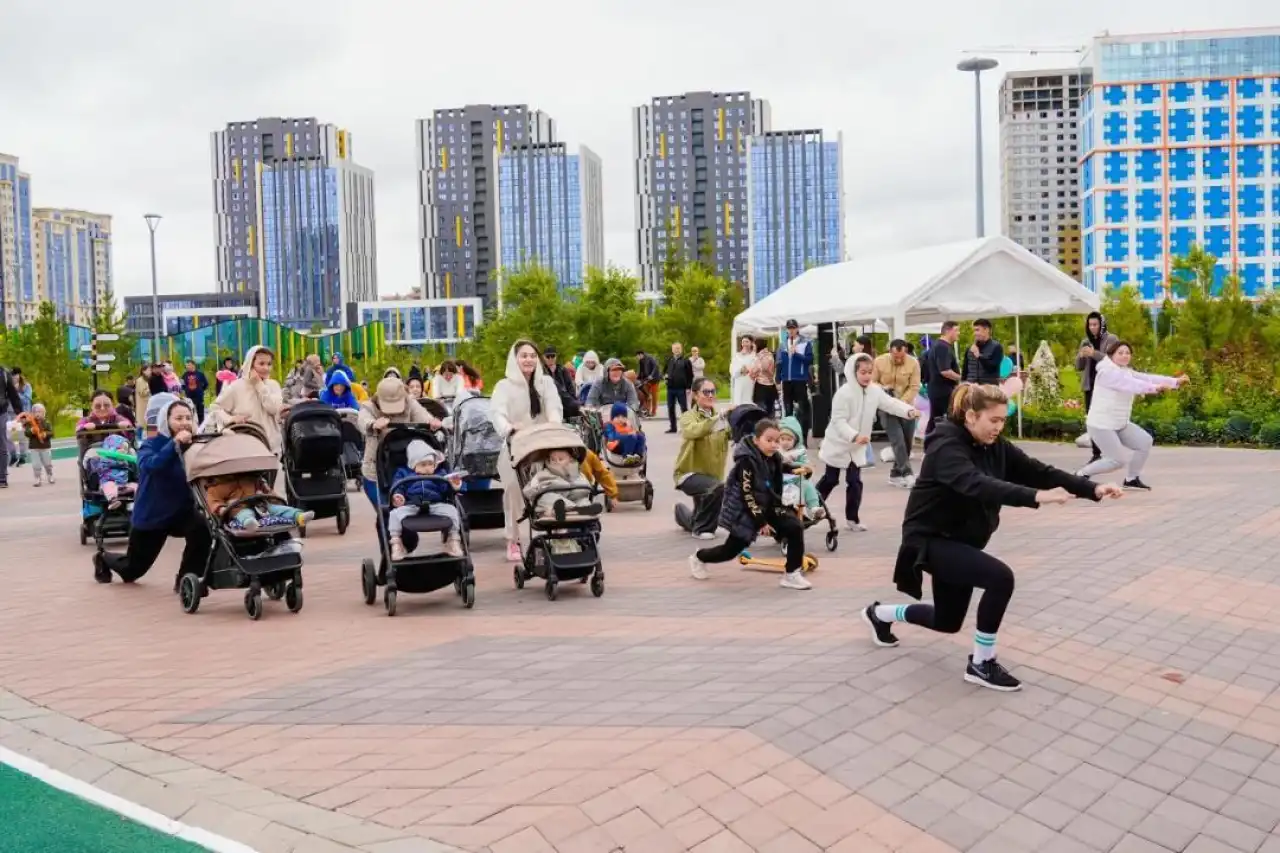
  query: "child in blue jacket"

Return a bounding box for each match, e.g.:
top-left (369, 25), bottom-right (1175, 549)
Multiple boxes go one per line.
top-left (388, 440), bottom-right (463, 560)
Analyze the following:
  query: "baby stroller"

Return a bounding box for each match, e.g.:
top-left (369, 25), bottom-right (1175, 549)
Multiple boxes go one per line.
top-left (78, 428), bottom-right (137, 548)
top-left (510, 422), bottom-right (605, 601)
top-left (447, 395), bottom-right (506, 531)
top-left (282, 403), bottom-right (352, 537)
top-left (341, 418), bottom-right (364, 489)
top-left (360, 424), bottom-right (476, 616)
top-left (584, 406), bottom-right (654, 511)
top-left (180, 423), bottom-right (305, 620)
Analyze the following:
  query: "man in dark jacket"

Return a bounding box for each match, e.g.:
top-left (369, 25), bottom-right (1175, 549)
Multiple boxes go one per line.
top-left (181, 360), bottom-right (209, 425)
top-left (924, 321), bottom-right (962, 435)
top-left (635, 350), bottom-right (660, 418)
top-left (961, 318), bottom-right (1004, 385)
top-left (857, 386), bottom-right (1120, 692)
top-left (0, 365), bottom-right (22, 488)
top-left (1075, 311), bottom-right (1118, 463)
top-left (662, 342), bottom-right (695, 434)
top-left (542, 346), bottom-right (580, 418)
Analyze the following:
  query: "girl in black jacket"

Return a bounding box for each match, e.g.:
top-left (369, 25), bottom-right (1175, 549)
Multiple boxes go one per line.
top-left (689, 417), bottom-right (813, 590)
top-left (862, 384), bottom-right (1123, 692)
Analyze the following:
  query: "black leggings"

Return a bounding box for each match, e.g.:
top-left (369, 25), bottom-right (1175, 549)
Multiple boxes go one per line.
top-left (752, 383), bottom-right (778, 417)
top-left (696, 513), bottom-right (806, 572)
top-left (97, 516), bottom-right (212, 584)
top-left (900, 539), bottom-right (1015, 635)
top-left (816, 463), bottom-right (863, 523)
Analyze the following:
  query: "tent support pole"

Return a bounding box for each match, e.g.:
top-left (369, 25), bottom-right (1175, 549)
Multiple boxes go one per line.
top-left (1015, 315), bottom-right (1023, 439)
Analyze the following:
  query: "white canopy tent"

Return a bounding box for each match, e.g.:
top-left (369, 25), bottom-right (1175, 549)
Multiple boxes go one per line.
top-left (733, 236), bottom-right (1101, 436)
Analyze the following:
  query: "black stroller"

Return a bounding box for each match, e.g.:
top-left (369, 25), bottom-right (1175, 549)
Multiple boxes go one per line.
top-left (282, 403), bottom-right (352, 537)
top-left (77, 427), bottom-right (137, 548)
top-left (447, 395), bottom-right (506, 531)
top-left (341, 419), bottom-right (364, 489)
top-left (360, 424), bottom-right (476, 616)
top-left (510, 422), bottom-right (605, 601)
top-left (180, 424), bottom-right (305, 620)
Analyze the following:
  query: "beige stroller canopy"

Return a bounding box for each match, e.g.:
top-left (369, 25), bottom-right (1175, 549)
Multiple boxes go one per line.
top-left (184, 423), bottom-right (278, 482)
top-left (508, 423), bottom-right (587, 469)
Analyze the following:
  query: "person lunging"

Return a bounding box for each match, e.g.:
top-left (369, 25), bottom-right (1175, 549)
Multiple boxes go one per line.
top-left (689, 417), bottom-right (812, 591)
top-left (860, 384), bottom-right (1123, 691)
top-left (1075, 341), bottom-right (1187, 490)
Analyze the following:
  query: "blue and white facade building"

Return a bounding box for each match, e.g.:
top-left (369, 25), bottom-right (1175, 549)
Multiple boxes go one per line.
top-left (0, 153), bottom-right (34, 328)
top-left (349, 298), bottom-right (483, 346)
top-left (1080, 28), bottom-right (1280, 299)
top-left (31, 208), bottom-right (113, 327)
top-left (494, 143), bottom-right (603, 294)
top-left (745, 130), bottom-right (844, 303)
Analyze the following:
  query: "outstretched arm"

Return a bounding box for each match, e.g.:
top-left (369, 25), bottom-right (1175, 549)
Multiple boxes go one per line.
top-left (1003, 442), bottom-right (1099, 500)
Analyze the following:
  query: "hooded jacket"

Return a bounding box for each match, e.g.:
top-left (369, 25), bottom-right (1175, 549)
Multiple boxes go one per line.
top-left (182, 368), bottom-right (209, 399)
top-left (319, 372), bottom-right (359, 410)
top-left (489, 345), bottom-right (563, 438)
top-left (575, 351), bottom-right (604, 390)
top-left (325, 355), bottom-right (353, 385)
top-left (892, 419), bottom-right (1098, 599)
top-left (819, 355), bottom-right (916, 468)
top-left (391, 444), bottom-right (455, 504)
top-left (718, 436), bottom-right (795, 541)
top-left (586, 359), bottom-right (639, 409)
top-left (1075, 312), bottom-right (1120, 393)
top-left (132, 395), bottom-right (195, 531)
top-left (206, 345), bottom-right (284, 452)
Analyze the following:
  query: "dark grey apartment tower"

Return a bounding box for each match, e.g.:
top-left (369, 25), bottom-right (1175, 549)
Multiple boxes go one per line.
top-left (632, 91), bottom-right (771, 293)
top-left (416, 105), bottom-right (556, 304)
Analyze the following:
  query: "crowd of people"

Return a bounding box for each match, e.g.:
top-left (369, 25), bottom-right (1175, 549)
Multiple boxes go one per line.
top-left (2, 311), bottom-right (1190, 693)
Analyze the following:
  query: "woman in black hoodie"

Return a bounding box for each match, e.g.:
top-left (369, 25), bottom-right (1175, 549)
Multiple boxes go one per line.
top-left (688, 416), bottom-right (812, 591)
top-left (860, 384), bottom-right (1123, 692)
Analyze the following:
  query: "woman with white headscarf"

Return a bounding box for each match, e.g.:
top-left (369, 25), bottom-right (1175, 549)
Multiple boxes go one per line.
top-left (205, 345), bottom-right (284, 454)
top-left (730, 336), bottom-right (756, 406)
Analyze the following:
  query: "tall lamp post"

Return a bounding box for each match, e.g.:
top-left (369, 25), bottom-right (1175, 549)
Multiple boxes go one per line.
top-left (144, 213), bottom-right (162, 362)
top-left (956, 57), bottom-right (999, 238)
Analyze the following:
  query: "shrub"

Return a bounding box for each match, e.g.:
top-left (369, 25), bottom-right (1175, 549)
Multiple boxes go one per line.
top-left (1224, 413), bottom-right (1254, 443)
top-left (1258, 419), bottom-right (1280, 448)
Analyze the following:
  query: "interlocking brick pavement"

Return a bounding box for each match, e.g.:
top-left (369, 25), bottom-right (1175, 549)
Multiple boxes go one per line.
top-left (2, 426), bottom-right (1280, 852)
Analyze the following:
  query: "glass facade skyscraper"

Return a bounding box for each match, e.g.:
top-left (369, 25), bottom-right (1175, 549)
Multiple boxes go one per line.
top-left (1079, 28), bottom-right (1280, 299)
top-left (0, 153), bottom-right (34, 328)
top-left (31, 208), bottom-right (112, 327)
top-left (745, 130), bottom-right (844, 303)
top-left (495, 143), bottom-right (603, 291)
top-left (259, 161), bottom-right (342, 328)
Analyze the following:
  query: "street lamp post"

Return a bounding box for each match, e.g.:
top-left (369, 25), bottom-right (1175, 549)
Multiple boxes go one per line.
top-left (957, 57), bottom-right (999, 238)
top-left (144, 213), bottom-right (162, 362)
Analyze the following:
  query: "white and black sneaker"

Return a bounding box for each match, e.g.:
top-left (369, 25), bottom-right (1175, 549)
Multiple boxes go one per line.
top-left (964, 656), bottom-right (1022, 692)
top-left (1123, 477), bottom-right (1151, 491)
top-left (861, 602), bottom-right (899, 648)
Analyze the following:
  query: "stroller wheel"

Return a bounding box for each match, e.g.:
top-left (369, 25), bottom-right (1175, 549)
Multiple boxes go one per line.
top-left (590, 570), bottom-right (605, 598)
top-left (179, 573), bottom-right (202, 615)
top-left (285, 583), bottom-right (303, 613)
top-left (337, 505), bottom-right (350, 535)
top-left (266, 581), bottom-right (286, 601)
top-left (361, 558), bottom-right (377, 605)
top-left (79, 523), bottom-right (88, 546)
top-left (462, 581), bottom-right (476, 609)
top-left (545, 581), bottom-right (558, 601)
top-left (643, 483), bottom-right (654, 511)
top-left (513, 566), bottom-right (525, 590)
top-left (384, 588), bottom-right (397, 617)
top-left (825, 531), bottom-right (838, 552)
top-left (244, 589), bottom-right (263, 621)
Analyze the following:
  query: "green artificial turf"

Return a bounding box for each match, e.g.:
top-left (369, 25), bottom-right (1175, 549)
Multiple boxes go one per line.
top-left (0, 763), bottom-right (205, 852)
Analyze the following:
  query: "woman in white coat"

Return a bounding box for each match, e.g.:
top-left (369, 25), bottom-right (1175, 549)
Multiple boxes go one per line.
top-left (730, 336), bottom-right (756, 406)
top-left (816, 353), bottom-right (919, 532)
top-left (204, 345), bottom-right (285, 454)
top-left (490, 339), bottom-right (564, 562)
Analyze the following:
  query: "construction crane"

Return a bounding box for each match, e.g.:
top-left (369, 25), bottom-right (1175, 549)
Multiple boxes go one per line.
top-left (961, 45), bottom-right (1086, 57)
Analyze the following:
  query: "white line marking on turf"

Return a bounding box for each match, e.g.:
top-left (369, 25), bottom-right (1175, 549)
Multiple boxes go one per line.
top-left (0, 744), bottom-right (259, 853)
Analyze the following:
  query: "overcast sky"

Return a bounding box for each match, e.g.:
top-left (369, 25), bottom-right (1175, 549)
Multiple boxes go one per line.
top-left (1, 1), bottom-right (1270, 301)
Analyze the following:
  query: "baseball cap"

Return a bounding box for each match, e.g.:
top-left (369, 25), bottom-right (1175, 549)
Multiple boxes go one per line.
top-left (543, 346), bottom-right (558, 357)
top-left (785, 319), bottom-right (799, 329)
top-left (375, 377), bottom-right (407, 414)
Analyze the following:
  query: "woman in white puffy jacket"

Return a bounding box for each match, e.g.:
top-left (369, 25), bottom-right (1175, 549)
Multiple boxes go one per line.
top-left (490, 339), bottom-right (564, 563)
top-left (816, 353), bottom-right (919, 532)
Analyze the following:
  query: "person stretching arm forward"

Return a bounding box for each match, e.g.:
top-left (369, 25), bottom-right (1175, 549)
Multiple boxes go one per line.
top-left (859, 384), bottom-right (1123, 692)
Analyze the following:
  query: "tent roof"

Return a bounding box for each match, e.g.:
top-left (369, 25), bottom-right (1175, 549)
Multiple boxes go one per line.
top-left (733, 235), bottom-right (1099, 337)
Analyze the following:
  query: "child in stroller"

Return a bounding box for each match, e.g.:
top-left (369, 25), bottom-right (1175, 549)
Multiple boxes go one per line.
top-left (389, 440), bottom-right (464, 560)
top-left (204, 474), bottom-right (314, 531)
top-left (522, 449), bottom-right (602, 521)
top-left (84, 433), bottom-right (137, 508)
top-left (603, 402), bottom-right (646, 463)
top-left (778, 416), bottom-right (825, 521)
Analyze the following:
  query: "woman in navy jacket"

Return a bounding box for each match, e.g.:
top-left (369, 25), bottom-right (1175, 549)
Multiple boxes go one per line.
top-left (93, 395), bottom-right (212, 586)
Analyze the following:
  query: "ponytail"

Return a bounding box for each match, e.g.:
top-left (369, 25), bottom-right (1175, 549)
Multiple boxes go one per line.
top-left (948, 383), bottom-right (1008, 424)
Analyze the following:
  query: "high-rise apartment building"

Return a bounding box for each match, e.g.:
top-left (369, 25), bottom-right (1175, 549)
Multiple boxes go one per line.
top-left (0, 153), bottom-right (34, 328)
top-left (999, 68), bottom-right (1092, 279)
top-left (416, 105), bottom-right (556, 304)
top-left (1080, 27), bottom-right (1280, 299)
top-left (633, 91), bottom-right (771, 293)
top-left (211, 117), bottom-right (377, 330)
top-left (494, 143), bottom-right (604, 293)
top-left (745, 129), bottom-right (844, 303)
top-left (31, 208), bottom-right (112, 326)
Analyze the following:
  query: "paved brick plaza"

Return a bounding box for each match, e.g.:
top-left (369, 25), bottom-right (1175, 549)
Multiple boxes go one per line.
top-left (2, 428), bottom-right (1280, 853)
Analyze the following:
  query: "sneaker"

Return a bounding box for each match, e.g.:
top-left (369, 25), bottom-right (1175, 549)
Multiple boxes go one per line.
top-left (780, 570), bottom-right (812, 590)
top-left (964, 656), bottom-right (1022, 692)
top-left (32, 480), bottom-right (40, 487)
top-left (688, 554), bottom-right (709, 580)
top-left (903, 474), bottom-right (916, 488)
top-left (692, 531), bottom-right (716, 541)
top-left (1123, 477), bottom-right (1151, 491)
top-left (0, 482), bottom-right (8, 489)
top-left (47, 476), bottom-right (54, 485)
top-left (862, 602), bottom-right (900, 648)
top-left (93, 553), bottom-right (111, 584)
top-left (845, 521), bottom-right (867, 532)
top-left (445, 537), bottom-right (464, 558)
top-left (390, 537), bottom-right (407, 561)
top-left (298, 511), bottom-right (316, 527)
top-left (888, 476), bottom-right (909, 488)
top-left (506, 541), bottom-right (522, 563)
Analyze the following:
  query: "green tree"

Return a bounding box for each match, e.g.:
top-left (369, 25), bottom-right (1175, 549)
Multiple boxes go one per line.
top-left (654, 262), bottom-right (743, 380)
top-left (1100, 285), bottom-right (1154, 356)
top-left (472, 265), bottom-right (578, 379)
top-left (1167, 245), bottom-right (1256, 373)
top-left (570, 266), bottom-right (652, 362)
top-left (0, 302), bottom-right (87, 417)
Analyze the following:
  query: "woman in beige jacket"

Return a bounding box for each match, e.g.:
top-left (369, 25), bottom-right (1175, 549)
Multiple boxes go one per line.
top-left (204, 345), bottom-right (285, 454)
top-left (356, 376), bottom-right (437, 507)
